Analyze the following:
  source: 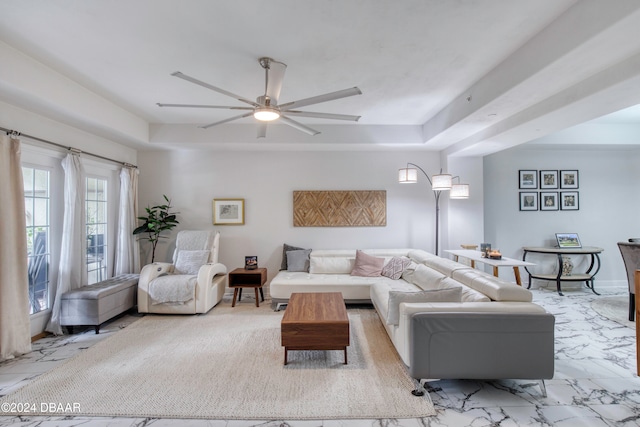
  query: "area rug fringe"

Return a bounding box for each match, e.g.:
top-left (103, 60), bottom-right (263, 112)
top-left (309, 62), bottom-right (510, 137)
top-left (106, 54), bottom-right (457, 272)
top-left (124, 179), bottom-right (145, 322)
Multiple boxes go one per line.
top-left (0, 304), bottom-right (435, 420)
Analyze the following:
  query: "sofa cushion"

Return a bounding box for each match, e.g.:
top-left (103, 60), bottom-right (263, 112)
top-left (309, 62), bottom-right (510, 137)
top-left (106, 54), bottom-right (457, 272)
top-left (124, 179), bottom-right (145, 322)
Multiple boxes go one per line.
top-left (407, 249), bottom-right (439, 264)
top-left (310, 250), bottom-right (356, 274)
top-left (280, 243), bottom-right (307, 270)
top-left (351, 250), bottom-right (385, 277)
top-left (451, 269), bottom-right (532, 302)
top-left (381, 256), bottom-right (412, 280)
top-left (387, 287), bottom-right (462, 325)
top-left (438, 277), bottom-right (491, 302)
top-left (174, 250), bottom-right (209, 275)
top-left (401, 264), bottom-right (447, 290)
top-left (286, 249), bottom-right (312, 272)
top-left (422, 256), bottom-right (472, 277)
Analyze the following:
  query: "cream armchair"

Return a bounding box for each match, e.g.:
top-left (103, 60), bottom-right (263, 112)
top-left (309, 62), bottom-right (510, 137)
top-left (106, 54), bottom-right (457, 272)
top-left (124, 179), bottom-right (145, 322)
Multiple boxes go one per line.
top-left (138, 230), bottom-right (227, 314)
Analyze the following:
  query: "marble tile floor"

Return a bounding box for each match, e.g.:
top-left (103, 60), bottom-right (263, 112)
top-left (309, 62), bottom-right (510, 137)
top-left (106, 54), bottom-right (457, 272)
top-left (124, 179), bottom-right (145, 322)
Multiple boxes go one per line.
top-left (0, 286), bottom-right (638, 427)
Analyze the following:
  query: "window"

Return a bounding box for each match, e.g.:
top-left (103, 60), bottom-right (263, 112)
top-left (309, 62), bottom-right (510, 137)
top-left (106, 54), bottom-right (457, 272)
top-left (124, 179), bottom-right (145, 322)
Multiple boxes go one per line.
top-left (86, 177), bottom-right (107, 284)
top-left (23, 166), bottom-right (50, 315)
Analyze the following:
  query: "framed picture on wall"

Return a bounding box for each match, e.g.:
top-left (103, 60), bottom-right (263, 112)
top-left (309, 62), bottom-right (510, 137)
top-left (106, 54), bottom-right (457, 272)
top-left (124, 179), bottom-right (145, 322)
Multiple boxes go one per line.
top-left (519, 192), bottom-right (538, 211)
top-left (560, 191), bottom-right (579, 210)
top-left (560, 170), bottom-right (579, 189)
top-left (518, 170), bottom-right (538, 189)
top-left (213, 198), bottom-right (245, 225)
top-left (539, 170), bottom-right (558, 189)
top-left (540, 192), bottom-right (559, 211)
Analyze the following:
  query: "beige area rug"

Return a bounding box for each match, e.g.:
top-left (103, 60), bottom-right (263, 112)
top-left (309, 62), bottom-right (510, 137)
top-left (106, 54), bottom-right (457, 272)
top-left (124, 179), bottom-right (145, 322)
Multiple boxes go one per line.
top-left (591, 295), bottom-right (635, 329)
top-left (0, 304), bottom-right (435, 420)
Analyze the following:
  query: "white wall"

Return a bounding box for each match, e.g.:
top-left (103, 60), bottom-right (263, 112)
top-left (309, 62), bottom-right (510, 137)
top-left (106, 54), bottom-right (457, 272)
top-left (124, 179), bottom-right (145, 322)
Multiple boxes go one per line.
top-left (483, 144), bottom-right (640, 288)
top-left (137, 149), bottom-right (483, 286)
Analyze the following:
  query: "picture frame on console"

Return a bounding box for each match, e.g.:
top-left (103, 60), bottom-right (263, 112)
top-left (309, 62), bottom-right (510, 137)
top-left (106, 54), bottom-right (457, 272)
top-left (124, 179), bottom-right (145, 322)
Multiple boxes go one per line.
top-left (560, 170), bottom-right (579, 189)
top-left (519, 170), bottom-right (538, 189)
top-left (519, 192), bottom-right (538, 211)
top-left (540, 192), bottom-right (559, 211)
top-left (540, 170), bottom-right (558, 189)
top-left (213, 198), bottom-right (245, 225)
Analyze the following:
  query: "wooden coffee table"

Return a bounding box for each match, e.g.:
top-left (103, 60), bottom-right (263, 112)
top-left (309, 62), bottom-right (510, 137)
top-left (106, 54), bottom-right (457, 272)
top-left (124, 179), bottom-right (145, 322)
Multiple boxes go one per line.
top-left (280, 292), bottom-right (350, 365)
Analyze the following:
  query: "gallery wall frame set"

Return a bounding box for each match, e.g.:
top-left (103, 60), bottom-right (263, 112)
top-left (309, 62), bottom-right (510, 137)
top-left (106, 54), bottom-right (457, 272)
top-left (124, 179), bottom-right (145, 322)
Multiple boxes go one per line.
top-left (518, 169), bottom-right (579, 211)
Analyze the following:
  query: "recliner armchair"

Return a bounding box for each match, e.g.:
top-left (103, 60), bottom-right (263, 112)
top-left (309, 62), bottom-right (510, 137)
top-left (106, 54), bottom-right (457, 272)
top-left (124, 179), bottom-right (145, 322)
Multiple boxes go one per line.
top-left (617, 240), bottom-right (640, 321)
top-left (138, 230), bottom-right (227, 314)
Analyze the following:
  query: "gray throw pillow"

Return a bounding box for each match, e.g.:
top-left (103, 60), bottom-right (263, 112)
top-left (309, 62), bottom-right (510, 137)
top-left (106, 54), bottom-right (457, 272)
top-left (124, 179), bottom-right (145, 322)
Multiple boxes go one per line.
top-left (386, 286), bottom-right (462, 326)
top-left (281, 243), bottom-right (306, 270)
top-left (286, 249), bottom-right (312, 272)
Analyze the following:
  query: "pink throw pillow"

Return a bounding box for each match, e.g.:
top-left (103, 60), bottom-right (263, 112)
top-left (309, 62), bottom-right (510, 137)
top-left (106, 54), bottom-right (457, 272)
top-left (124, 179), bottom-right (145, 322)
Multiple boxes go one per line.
top-left (350, 250), bottom-right (384, 277)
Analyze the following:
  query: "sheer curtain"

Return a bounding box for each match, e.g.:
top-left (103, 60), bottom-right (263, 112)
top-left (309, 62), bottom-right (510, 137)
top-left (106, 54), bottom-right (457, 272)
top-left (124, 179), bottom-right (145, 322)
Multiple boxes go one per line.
top-left (0, 135), bottom-right (32, 360)
top-left (46, 153), bottom-right (84, 335)
top-left (114, 166), bottom-right (140, 275)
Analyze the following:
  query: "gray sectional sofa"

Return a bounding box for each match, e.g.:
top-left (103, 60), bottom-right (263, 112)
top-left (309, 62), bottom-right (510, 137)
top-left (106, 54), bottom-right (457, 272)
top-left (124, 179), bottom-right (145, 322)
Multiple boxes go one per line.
top-left (270, 248), bottom-right (555, 396)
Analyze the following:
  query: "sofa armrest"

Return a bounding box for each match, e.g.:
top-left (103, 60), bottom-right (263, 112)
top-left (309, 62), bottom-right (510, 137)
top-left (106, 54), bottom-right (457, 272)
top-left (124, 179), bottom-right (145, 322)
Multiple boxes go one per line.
top-left (195, 263), bottom-right (228, 313)
top-left (138, 262), bottom-right (174, 312)
top-left (407, 311), bottom-right (555, 381)
top-left (197, 262), bottom-right (227, 285)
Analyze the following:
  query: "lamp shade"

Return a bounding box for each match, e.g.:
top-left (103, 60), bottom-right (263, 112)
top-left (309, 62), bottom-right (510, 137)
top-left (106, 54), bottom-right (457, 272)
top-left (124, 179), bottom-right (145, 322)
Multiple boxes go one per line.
top-left (253, 107), bottom-right (280, 121)
top-left (398, 168), bottom-right (418, 183)
top-left (450, 183), bottom-right (470, 199)
top-left (431, 173), bottom-right (452, 190)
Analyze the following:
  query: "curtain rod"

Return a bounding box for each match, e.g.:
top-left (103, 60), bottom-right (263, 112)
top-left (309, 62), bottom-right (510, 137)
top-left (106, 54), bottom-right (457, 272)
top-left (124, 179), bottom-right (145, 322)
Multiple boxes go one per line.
top-left (2, 126), bottom-right (137, 169)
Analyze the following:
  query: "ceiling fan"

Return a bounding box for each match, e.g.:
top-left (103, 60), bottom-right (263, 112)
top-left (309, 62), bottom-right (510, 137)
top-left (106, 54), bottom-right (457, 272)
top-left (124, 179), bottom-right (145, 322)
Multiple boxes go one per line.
top-left (157, 57), bottom-right (363, 138)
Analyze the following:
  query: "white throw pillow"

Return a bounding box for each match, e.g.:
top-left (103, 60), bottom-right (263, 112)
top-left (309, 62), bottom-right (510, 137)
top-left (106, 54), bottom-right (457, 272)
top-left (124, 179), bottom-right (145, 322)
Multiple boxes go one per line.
top-left (386, 287), bottom-right (462, 326)
top-left (174, 250), bottom-right (210, 275)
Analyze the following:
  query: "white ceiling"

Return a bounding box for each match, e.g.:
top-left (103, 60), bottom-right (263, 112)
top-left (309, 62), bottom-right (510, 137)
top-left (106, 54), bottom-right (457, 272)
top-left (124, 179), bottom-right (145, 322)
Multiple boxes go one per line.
top-left (1, 0), bottom-right (640, 155)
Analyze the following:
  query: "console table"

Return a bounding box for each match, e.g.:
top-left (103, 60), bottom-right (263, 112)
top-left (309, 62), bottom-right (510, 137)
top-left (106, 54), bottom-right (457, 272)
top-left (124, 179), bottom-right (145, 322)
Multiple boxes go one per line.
top-left (445, 249), bottom-right (535, 286)
top-left (522, 246), bottom-right (604, 296)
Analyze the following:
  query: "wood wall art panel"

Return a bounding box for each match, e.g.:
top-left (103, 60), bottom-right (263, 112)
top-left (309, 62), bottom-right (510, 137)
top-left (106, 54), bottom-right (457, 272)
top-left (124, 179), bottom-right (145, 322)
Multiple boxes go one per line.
top-left (293, 190), bottom-right (386, 227)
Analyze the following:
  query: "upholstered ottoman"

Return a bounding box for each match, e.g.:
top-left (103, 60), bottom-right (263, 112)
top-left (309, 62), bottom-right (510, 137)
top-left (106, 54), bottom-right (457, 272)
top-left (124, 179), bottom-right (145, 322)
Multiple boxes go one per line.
top-left (60, 274), bottom-right (139, 334)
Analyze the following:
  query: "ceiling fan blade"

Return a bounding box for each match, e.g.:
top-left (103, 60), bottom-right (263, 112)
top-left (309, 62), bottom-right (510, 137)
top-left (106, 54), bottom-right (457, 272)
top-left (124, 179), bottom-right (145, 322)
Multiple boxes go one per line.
top-left (199, 112), bottom-right (253, 129)
top-left (284, 110), bottom-right (361, 121)
top-left (279, 115), bottom-right (320, 136)
top-left (279, 87), bottom-right (362, 111)
top-left (264, 59), bottom-right (287, 103)
top-left (171, 71), bottom-right (259, 107)
top-left (257, 122), bottom-right (267, 139)
top-left (157, 103), bottom-right (252, 110)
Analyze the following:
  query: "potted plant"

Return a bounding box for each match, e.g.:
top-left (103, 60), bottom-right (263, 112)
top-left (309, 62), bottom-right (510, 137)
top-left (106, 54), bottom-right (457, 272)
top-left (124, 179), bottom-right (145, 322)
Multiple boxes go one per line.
top-left (133, 195), bottom-right (179, 263)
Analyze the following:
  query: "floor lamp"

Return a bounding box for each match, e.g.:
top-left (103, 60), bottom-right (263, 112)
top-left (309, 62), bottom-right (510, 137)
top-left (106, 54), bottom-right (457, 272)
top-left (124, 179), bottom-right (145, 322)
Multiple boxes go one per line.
top-left (398, 163), bottom-right (469, 256)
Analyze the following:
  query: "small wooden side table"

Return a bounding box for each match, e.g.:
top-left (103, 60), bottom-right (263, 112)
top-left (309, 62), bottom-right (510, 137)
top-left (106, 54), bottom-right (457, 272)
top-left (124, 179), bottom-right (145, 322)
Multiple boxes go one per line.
top-left (228, 267), bottom-right (267, 307)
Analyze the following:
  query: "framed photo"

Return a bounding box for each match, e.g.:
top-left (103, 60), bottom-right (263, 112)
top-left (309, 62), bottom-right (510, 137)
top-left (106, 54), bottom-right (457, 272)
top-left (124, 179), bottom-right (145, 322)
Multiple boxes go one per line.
top-left (213, 198), bottom-right (245, 225)
top-left (560, 191), bottom-right (579, 210)
top-left (245, 256), bottom-right (258, 270)
top-left (556, 233), bottom-right (582, 248)
top-left (560, 170), bottom-right (579, 189)
top-left (540, 192), bottom-right (559, 211)
top-left (519, 192), bottom-right (538, 211)
top-left (518, 170), bottom-right (537, 189)
top-left (539, 170), bottom-right (558, 189)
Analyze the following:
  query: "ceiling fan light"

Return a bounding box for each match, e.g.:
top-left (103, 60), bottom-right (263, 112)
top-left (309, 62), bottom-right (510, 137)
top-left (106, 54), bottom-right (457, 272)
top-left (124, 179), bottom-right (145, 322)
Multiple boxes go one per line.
top-left (254, 107), bottom-right (280, 121)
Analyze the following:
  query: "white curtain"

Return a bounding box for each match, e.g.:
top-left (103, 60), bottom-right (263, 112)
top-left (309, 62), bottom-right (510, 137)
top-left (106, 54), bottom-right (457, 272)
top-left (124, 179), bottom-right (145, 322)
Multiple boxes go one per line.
top-left (0, 135), bottom-right (32, 360)
top-left (46, 153), bottom-right (84, 335)
top-left (114, 166), bottom-right (140, 275)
